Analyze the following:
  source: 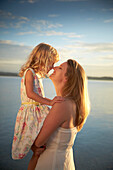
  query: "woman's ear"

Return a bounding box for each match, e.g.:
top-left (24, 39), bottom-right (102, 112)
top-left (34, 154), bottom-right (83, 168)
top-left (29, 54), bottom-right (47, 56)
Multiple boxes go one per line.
top-left (63, 76), bottom-right (67, 83)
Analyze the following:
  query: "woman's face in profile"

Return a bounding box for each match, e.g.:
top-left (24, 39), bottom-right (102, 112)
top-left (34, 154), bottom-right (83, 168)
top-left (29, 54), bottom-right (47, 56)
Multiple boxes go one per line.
top-left (49, 62), bottom-right (67, 84)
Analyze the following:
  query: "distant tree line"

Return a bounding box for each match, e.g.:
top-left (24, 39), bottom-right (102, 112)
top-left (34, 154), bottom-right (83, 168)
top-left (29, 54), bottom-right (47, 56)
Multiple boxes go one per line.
top-left (0, 72), bottom-right (113, 81)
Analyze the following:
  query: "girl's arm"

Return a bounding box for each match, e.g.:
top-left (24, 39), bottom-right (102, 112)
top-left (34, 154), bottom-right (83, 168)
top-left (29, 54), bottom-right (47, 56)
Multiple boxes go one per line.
top-left (34, 102), bottom-right (67, 147)
top-left (25, 70), bottom-right (63, 106)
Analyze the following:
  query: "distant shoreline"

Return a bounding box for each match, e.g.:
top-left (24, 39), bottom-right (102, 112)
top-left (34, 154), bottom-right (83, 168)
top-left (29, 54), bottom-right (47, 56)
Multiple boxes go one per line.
top-left (0, 72), bottom-right (113, 81)
top-left (87, 76), bottom-right (113, 81)
top-left (0, 72), bottom-right (19, 77)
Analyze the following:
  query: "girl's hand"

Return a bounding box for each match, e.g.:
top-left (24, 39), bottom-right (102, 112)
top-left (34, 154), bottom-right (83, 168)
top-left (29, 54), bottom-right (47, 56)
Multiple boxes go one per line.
top-left (50, 96), bottom-right (65, 106)
top-left (31, 144), bottom-right (46, 156)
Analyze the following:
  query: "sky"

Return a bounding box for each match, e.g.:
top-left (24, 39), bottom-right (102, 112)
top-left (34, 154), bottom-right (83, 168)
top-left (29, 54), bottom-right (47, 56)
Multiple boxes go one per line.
top-left (0, 0), bottom-right (113, 77)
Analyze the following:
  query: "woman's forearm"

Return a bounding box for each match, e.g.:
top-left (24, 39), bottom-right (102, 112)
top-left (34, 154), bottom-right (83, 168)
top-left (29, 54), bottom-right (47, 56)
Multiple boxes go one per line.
top-left (28, 154), bottom-right (39, 170)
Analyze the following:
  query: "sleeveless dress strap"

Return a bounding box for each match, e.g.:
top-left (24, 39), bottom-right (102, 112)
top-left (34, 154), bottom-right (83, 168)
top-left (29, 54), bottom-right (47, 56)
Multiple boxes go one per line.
top-left (24, 68), bottom-right (35, 76)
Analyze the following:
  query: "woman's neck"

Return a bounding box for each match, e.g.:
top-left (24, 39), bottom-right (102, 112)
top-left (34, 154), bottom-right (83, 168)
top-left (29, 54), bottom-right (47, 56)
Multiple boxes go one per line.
top-left (54, 84), bottom-right (63, 96)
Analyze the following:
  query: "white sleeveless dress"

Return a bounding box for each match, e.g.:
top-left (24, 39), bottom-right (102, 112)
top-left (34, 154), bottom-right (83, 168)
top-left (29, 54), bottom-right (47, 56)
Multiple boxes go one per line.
top-left (35, 127), bottom-right (77, 170)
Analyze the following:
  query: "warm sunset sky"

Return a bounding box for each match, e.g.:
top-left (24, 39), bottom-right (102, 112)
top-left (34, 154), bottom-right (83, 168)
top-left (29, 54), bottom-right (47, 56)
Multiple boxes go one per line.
top-left (0, 0), bottom-right (113, 76)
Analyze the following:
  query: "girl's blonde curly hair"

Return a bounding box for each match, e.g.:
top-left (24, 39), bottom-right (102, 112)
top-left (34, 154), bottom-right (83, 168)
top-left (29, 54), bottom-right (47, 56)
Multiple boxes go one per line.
top-left (19, 43), bottom-right (59, 77)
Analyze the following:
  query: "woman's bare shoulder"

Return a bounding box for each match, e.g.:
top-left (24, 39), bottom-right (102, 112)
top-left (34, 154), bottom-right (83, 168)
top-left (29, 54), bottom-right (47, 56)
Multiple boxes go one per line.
top-left (51, 99), bottom-right (75, 113)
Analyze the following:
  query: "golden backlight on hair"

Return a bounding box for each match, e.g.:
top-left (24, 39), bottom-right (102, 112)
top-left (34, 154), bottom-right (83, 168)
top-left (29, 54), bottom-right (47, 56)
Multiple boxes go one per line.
top-left (19, 43), bottom-right (59, 77)
top-left (62, 59), bottom-right (90, 132)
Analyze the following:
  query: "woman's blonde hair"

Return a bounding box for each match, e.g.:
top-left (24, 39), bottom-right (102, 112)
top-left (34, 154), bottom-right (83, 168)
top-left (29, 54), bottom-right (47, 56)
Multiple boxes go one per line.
top-left (62, 59), bottom-right (90, 132)
top-left (19, 43), bottom-right (59, 77)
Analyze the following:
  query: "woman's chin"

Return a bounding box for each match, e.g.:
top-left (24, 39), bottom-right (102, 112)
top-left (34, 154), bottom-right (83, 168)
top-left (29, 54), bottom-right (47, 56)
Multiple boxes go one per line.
top-left (49, 74), bottom-right (53, 79)
top-left (49, 73), bottom-right (55, 81)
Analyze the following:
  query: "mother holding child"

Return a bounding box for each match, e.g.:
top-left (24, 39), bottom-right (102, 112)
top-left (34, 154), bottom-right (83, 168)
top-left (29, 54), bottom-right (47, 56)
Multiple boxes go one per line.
top-left (12, 43), bottom-right (90, 170)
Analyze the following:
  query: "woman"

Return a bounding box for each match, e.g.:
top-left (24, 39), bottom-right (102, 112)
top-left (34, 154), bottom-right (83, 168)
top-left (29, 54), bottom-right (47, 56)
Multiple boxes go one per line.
top-left (29, 59), bottom-right (90, 170)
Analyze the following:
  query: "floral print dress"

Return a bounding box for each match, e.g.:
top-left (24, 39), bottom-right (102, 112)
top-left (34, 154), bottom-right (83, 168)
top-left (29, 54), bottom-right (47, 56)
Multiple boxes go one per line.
top-left (12, 68), bottom-right (50, 159)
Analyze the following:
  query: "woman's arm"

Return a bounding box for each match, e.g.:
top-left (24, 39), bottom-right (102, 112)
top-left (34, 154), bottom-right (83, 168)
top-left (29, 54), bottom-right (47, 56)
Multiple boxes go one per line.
top-left (35, 102), bottom-right (67, 147)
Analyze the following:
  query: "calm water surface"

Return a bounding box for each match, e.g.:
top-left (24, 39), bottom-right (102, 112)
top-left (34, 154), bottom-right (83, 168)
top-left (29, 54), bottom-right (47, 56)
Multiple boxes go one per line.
top-left (0, 77), bottom-right (113, 170)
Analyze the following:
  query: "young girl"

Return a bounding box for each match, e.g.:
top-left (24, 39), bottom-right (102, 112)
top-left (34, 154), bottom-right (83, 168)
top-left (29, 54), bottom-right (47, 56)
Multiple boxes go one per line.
top-left (12, 43), bottom-right (61, 160)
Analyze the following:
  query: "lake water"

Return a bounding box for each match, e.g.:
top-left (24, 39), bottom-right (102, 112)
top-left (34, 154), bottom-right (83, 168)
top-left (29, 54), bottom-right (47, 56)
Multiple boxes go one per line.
top-left (0, 77), bottom-right (113, 170)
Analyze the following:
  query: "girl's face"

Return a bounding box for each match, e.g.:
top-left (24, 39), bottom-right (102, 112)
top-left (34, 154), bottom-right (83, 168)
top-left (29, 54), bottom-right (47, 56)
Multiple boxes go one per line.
top-left (49, 62), bottom-right (67, 84)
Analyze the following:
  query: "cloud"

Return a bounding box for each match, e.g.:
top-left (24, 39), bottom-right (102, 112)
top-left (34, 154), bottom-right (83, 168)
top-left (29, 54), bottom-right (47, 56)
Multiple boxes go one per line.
top-left (17, 31), bottom-right (36, 35)
top-left (0, 42), bottom-right (32, 72)
top-left (12, 21), bottom-right (27, 28)
top-left (0, 40), bottom-right (33, 58)
top-left (0, 22), bottom-right (8, 28)
top-left (19, 16), bottom-right (29, 21)
top-left (56, 0), bottom-right (88, 1)
top-left (28, 0), bottom-right (36, 3)
top-left (0, 10), bottom-right (29, 29)
top-left (83, 64), bottom-right (113, 77)
top-left (14, 18), bottom-right (82, 38)
top-left (0, 41), bottom-right (113, 76)
top-left (48, 14), bottom-right (60, 18)
top-left (100, 54), bottom-right (113, 60)
top-left (0, 20), bottom-right (27, 29)
top-left (0, 40), bottom-right (25, 46)
top-left (65, 42), bottom-right (113, 52)
top-left (0, 42), bottom-right (32, 62)
top-left (0, 60), bottom-right (23, 65)
top-left (48, 23), bottom-right (63, 28)
top-left (104, 18), bottom-right (113, 23)
top-left (55, 42), bottom-right (113, 68)
top-left (20, 0), bottom-right (39, 3)
top-left (102, 8), bottom-right (113, 12)
top-left (32, 20), bottom-right (49, 31)
top-left (32, 20), bottom-right (63, 31)
top-left (0, 10), bottom-right (16, 19)
top-left (41, 30), bottom-right (83, 38)
top-left (0, 11), bottom-right (80, 39)
top-left (36, 20), bottom-right (47, 25)
top-left (67, 33), bottom-right (83, 38)
top-left (0, 40), bottom-right (16, 45)
top-left (87, 18), bottom-right (93, 21)
top-left (0, 10), bottom-right (29, 21)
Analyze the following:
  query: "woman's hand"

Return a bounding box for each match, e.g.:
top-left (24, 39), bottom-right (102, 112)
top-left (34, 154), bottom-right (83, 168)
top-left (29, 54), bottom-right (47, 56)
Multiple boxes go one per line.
top-left (50, 96), bottom-right (65, 106)
top-left (31, 144), bottom-right (46, 156)
top-left (28, 144), bottom-right (46, 170)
